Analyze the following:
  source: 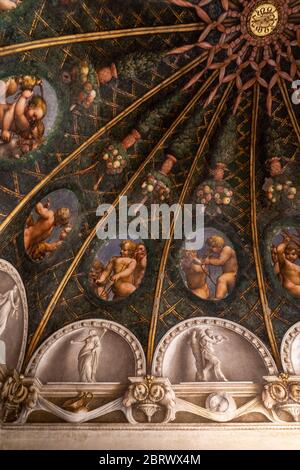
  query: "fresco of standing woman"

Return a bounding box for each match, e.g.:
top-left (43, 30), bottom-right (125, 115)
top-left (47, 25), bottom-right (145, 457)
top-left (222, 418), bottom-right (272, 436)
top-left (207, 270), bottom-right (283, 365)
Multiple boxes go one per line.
top-left (70, 329), bottom-right (107, 383)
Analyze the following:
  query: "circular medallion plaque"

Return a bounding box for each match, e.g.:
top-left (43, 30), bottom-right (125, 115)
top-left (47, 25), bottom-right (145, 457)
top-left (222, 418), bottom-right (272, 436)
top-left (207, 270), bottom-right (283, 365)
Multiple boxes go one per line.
top-left (248, 2), bottom-right (279, 37)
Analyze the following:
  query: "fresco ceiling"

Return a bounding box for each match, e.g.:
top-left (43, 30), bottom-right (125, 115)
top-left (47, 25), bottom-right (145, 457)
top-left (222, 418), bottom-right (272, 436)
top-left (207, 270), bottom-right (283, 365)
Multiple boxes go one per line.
top-left (0, 0), bottom-right (300, 435)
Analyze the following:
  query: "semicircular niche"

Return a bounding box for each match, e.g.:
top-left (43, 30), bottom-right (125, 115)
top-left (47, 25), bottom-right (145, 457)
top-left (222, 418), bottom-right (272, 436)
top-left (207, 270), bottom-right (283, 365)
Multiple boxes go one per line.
top-left (88, 238), bottom-right (147, 302)
top-left (24, 189), bottom-right (79, 262)
top-left (152, 317), bottom-right (277, 384)
top-left (0, 258), bottom-right (28, 371)
top-left (0, 74), bottom-right (58, 166)
top-left (281, 322), bottom-right (300, 375)
top-left (25, 320), bottom-right (146, 384)
top-left (179, 227), bottom-right (238, 301)
top-left (264, 221), bottom-right (300, 301)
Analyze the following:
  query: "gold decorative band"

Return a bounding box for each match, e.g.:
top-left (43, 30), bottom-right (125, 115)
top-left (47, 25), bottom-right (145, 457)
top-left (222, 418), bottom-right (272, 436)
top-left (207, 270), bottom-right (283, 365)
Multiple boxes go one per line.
top-left (249, 84), bottom-right (281, 367)
top-left (0, 23), bottom-right (203, 57)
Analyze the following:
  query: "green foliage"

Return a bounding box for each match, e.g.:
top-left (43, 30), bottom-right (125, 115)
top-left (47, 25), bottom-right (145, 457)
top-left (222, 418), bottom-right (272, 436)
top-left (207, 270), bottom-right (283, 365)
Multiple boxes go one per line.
top-left (153, 169), bottom-right (171, 188)
top-left (1, 1), bottom-right (80, 43)
top-left (0, 0), bottom-right (39, 30)
top-left (210, 115), bottom-right (238, 165)
top-left (117, 51), bottom-right (167, 79)
top-left (261, 117), bottom-right (293, 162)
top-left (137, 91), bottom-right (184, 137)
top-left (265, 126), bottom-right (282, 158)
top-left (168, 108), bottom-right (205, 160)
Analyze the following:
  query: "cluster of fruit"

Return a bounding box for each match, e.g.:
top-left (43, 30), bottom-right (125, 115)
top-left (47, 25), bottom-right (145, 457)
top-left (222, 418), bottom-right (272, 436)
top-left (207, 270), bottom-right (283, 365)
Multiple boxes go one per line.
top-left (62, 61), bottom-right (97, 110)
top-left (141, 173), bottom-right (171, 202)
top-left (102, 144), bottom-right (128, 175)
top-left (264, 180), bottom-right (297, 204)
top-left (196, 182), bottom-right (233, 208)
top-left (76, 81), bottom-right (96, 110)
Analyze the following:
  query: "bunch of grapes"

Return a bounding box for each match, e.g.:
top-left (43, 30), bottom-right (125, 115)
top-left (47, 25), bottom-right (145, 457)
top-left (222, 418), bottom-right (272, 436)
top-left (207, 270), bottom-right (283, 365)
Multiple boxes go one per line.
top-left (102, 143), bottom-right (129, 175)
top-left (141, 173), bottom-right (171, 202)
top-left (196, 182), bottom-right (233, 210)
top-left (264, 180), bottom-right (297, 204)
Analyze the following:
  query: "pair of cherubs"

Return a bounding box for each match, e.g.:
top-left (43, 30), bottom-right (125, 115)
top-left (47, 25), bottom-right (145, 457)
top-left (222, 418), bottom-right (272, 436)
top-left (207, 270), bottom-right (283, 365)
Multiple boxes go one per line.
top-left (0, 76), bottom-right (47, 158)
top-left (181, 236), bottom-right (238, 301)
top-left (89, 241), bottom-right (147, 300)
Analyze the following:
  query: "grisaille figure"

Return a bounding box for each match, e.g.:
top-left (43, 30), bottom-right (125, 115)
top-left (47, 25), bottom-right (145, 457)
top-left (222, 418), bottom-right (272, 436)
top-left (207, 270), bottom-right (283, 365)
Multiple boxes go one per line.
top-left (190, 328), bottom-right (228, 382)
top-left (0, 285), bottom-right (19, 336)
top-left (0, 285), bottom-right (19, 365)
top-left (70, 328), bottom-right (107, 383)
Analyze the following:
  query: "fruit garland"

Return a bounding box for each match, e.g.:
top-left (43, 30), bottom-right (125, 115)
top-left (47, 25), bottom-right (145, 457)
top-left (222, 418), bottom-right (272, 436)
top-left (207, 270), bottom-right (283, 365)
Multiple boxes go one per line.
top-left (195, 163), bottom-right (234, 216)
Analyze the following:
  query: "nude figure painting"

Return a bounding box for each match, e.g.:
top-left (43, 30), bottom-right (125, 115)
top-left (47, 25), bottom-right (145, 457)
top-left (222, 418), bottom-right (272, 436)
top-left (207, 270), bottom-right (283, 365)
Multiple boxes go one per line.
top-left (0, 75), bottom-right (57, 162)
top-left (0, 0), bottom-right (21, 12)
top-left (180, 228), bottom-right (238, 301)
top-left (24, 189), bottom-right (78, 262)
top-left (89, 239), bottom-right (147, 301)
top-left (271, 229), bottom-right (300, 298)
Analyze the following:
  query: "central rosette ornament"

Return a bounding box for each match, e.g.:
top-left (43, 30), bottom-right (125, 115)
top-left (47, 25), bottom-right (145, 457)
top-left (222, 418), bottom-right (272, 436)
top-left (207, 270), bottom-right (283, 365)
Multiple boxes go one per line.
top-left (166, 0), bottom-right (298, 115)
top-left (241, 0), bottom-right (287, 45)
